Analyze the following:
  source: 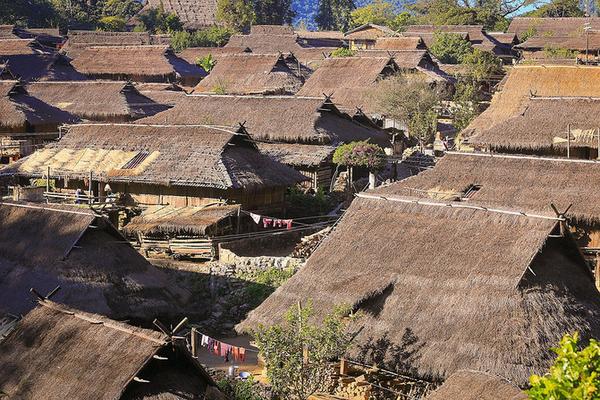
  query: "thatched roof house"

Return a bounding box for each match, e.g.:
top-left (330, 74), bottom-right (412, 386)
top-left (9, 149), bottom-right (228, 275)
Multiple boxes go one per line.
top-left (0, 202), bottom-right (186, 319)
top-left (238, 193), bottom-right (600, 386)
top-left (25, 81), bottom-right (170, 122)
top-left (70, 45), bottom-right (206, 86)
top-left (139, 0), bottom-right (217, 29)
top-left (178, 46), bottom-right (251, 64)
top-left (354, 50), bottom-right (450, 83)
top-left (515, 32), bottom-right (600, 62)
top-left (373, 36), bottom-right (427, 50)
top-left (0, 299), bottom-right (224, 400)
top-left (469, 97), bottom-right (600, 157)
top-left (344, 24), bottom-right (398, 49)
top-left (424, 370), bottom-right (527, 400)
top-left (0, 39), bottom-right (83, 81)
top-left (62, 30), bottom-right (170, 58)
top-left (192, 53), bottom-right (303, 95)
top-left (3, 124), bottom-right (305, 210)
top-left (508, 17), bottom-right (600, 39)
top-left (0, 25), bottom-right (63, 48)
top-left (463, 65), bottom-right (600, 140)
top-left (295, 29), bottom-right (344, 47)
top-left (0, 80), bottom-right (78, 134)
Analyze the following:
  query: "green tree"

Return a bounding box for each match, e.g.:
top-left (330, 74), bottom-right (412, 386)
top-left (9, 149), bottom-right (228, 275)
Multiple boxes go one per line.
top-left (97, 15), bottom-right (126, 31)
top-left (101, 0), bottom-right (142, 19)
top-left (526, 0), bottom-right (584, 17)
top-left (217, 376), bottom-right (265, 400)
top-left (196, 54), bottom-right (217, 72)
top-left (138, 5), bottom-right (182, 33)
top-left (315, 0), bottom-right (336, 29)
top-left (430, 31), bottom-right (473, 64)
top-left (408, 0), bottom-right (513, 30)
top-left (451, 80), bottom-right (479, 134)
top-left (461, 48), bottom-right (502, 82)
top-left (375, 74), bottom-right (441, 148)
top-left (253, 0), bottom-right (295, 25)
top-left (216, 0), bottom-right (255, 31)
top-left (0, 0), bottom-right (58, 27)
top-left (350, 0), bottom-right (396, 28)
top-left (333, 141), bottom-right (387, 170)
top-left (528, 332), bottom-right (600, 400)
top-left (253, 303), bottom-right (357, 400)
top-left (170, 27), bottom-right (234, 51)
top-left (50, 0), bottom-right (95, 29)
top-left (330, 47), bottom-right (355, 57)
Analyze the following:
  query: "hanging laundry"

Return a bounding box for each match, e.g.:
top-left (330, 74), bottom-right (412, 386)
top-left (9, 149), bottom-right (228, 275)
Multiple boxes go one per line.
top-left (239, 347), bottom-right (246, 362)
top-left (232, 346), bottom-right (240, 362)
top-left (220, 343), bottom-right (231, 358)
top-left (201, 334), bottom-right (209, 347)
top-left (273, 219), bottom-right (282, 228)
top-left (284, 219), bottom-right (293, 230)
top-left (263, 218), bottom-right (273, 228)
top-left (213, 340), bottom-right (220, 356)
top-left (250, 212), bottom-right (261, 224)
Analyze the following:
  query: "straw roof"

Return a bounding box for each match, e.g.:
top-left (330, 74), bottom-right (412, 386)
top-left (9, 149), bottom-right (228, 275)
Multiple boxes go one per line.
top-left (193, 53), bottom-right (302, 95)
top-left (354, 50), bottom-right (450, 82)
top-left (470, 97), bottom-right (600, 152)
top-left (62, 30), bottom-right (169, 58)
top-left (296, 56), bottom-right (399, 114)
top-left (4, 123), bottom-right (306, 190)
top-left (402, 31), bottom-right (470, 49)
top-left (138, 94), bottom-right (389, 146)
top-left (178, 46), bottom-right (250, 64)
top-left (25, 81), bottom-right (170, 121)
top-left (0, 80), bottom-right (79, 131)
top-left (142, 0), bottom-right (217, 29)
top-left (0, 299), bottom-right (220, 400)
top-left (0, 202), bottom-right (185, 318)
top-left (70, 45), bottom-right (206, 83)
top-left (516, 33), bottom-right (600, 51)
top-left (381, 151), bottom-right (600, 224)
top-left (344, 24), bottom-right (399, 40)
top-left (238, 194), bottom-right (600, 386)
top-left (425, 370), bottom-right (527, 400)
top-left (374, 36), bottom-right (426, 50)
top-left (508, 17), bottom-right (600, 38)
top-left (257, 142), bottom-right (336, 167)
top-left (0, 25), bottom-right (62, 47)
top-left (124, 204), bottom-right (240, 236)
top-left (464, 65), bottom-right (600, 138)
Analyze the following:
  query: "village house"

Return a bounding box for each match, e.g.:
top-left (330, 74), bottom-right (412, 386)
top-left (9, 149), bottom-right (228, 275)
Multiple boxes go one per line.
top-left (178, 45), bottom-right (251, 65)
top-left (238, 191), bottom-right (600, 386)
top-left (295, 29), bottom-right (344, 48)
top-left (0, 202), bottom-right (187, 319)
top-left (462, 65), bottom-right (600, 144)
top-left (343, 23), bottom-right (399, 50)
top-left (424, 370), bottom-right (527, 400)
top-left (69, 45), bottom-right (206, 86)
top-left (61, 29), bottom-right (171, 58)
top-left (133, 0), bottom-right (217, 30)
top-left (507, 16), bottom-right (600, 39)
top-left (139, 94), bottom-right (392, 190)
top-left (0, 299), bottom-right (224, 400)
top-left (515, 32), bottom-right (600, 63)
top-left (0, 39), bottom-right (83, 81)
top-left (192, 53), bottom-right (303, 95)
top-left (0, 24), bottom-right (63, 48)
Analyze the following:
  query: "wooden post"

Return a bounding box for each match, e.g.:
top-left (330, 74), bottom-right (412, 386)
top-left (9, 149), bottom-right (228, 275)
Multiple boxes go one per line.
top-left (191, 327), bottom-right (197, 358)
top-left (597, 128), bottom-right (600, 160)
top-left (340, 358), bottom-right (348, 375)
top-left (46, 166), bottom-right (50, 193)
top-left (567, 124), bottom-right (571, 159)
top-left (236, 207), bottom-right (241, 235)
top-left (88, 171), bottom-right (93, 204)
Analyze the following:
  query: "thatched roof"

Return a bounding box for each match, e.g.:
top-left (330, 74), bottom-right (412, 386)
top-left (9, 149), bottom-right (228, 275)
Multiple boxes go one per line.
top-left (257, 142), bottom-right (336, 167)
top-left (296, 56), bottom-right (399, 114)
top-left (238, 194), bottom-right (600, 386)
top-left (354, 50), bottom-right (450, 82)
top-left (25, 81), bottom-right (170, 121)
top-left (381, 151), bottom-right (600, 224)
top-left (470, 97), bottom-right (600, 152)
top-left (344, 24), bottom-right (399, 40)
top-left (464, 65), bottom-right (600, 138)
top-left (70, 45), bottom-right (206, 83)
top-left (138, 94), bottom-right (390, 146)
top-left (0, 80), bottom-right (79, 132)
top-left (0, 39), bottom-right (83, 81)
top-left (516, 33), bottom-right (600, 51)
top-left (62, 30), bottom-right (169, 58)
top-left (508, 17), bottom-right (600, 38)
top-left (0, 202), bottom-right (186, 318)
top-left (488, 32), bottom-right (518, 46)
top-left (193, 53), bottom-right (302, 95)
top-left (142, 0), bottom-right (217, 29)
top-left (0, 25), bottom-right (62, 47)
top-left (4, 123), bottom-right (306, 190)
top-left (295, 30), bottom-right (344, 47)
top-left (374, 36), bottom-right (426, 50)
top-left (402, 31), bottom-right (470, 49)
top-left (124, 204), bottom-right (240, 236)
top-left (0, 299), bottom-right (220, 400)
top-left (425, 370), bottom-right (527, 400)
top-left (178, 46), bottom-right (250, 64)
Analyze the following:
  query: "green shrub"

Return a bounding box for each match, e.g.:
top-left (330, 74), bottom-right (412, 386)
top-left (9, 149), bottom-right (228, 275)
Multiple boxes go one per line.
top-left (97, 15), bottom-right (126, 31)
top-left (217, 376), bottom-right (265, 400)
top-left (332, 141), bottom-right (386, 170)
top-left (543, 46), bottom-right (577, 59)
top-left (330, 47), bottom-right (355, 57)
top-left (196, 54), bottom-right (217, 72)
top-left (430, 32), bottom-right (473, 64)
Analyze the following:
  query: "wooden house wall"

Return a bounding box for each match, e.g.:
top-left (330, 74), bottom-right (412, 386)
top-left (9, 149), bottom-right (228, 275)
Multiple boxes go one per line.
top-left (299, 165), bottom-right (332, 191)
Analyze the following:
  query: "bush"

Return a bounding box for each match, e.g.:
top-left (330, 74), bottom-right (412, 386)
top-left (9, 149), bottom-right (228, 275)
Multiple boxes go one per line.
top-left (196, 54), bottom-right (217, 72)
top-left (330, 47), bottom-right (355, 57)
top-left (461, 48), bottom-right (503, 82)
top-left (217, 376), bottom-right (265, 400)
top-left (332, 141), bottom-right (386, 170)
top-left (286, 187), bottom-right (334, 218)
top-left (543, 46), bottom-right (577, 59)
top-left (430, 32), bottom-right (473, 64)
top-left (97, 15), bottom-right (126, 31)
top-left (170, 27), bottom-right (234, 51)
top-left (528, 332), bottom-right (600, 400)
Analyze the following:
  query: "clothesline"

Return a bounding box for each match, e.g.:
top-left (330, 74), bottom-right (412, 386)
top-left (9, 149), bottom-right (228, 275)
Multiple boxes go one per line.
top-left (240, 209), bottom-right (312, 228)
top-left (189, 329), bottom-right (259, 364)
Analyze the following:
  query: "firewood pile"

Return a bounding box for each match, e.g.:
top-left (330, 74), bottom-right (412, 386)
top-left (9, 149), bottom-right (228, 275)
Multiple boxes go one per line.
top-left (335, 375), bottom-right (372, 399)
top-left (290, 227), bottom-right (332, 259)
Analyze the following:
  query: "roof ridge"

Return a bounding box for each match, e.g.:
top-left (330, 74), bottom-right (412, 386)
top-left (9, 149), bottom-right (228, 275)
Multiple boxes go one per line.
top-left (447, 151), bottom-right (600, 164)
top-left (0, 200), bottom-right (95, 216)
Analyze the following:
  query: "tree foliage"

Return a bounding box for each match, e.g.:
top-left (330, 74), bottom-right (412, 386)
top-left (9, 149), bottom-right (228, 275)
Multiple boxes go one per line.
top-left (196, 54), bottom-right (217, 72)
top-left (254, 0), bottom-right (295, 24)
top-left (97, 16), bottom-right (126, 31)
top-left (170, 27), bottom-right (234, 51)
top-left (253, 303), bottom-right (357, 400)
top-left (461, 48), bottom-right (503, 81)
top-left (332, 141), bottom-right (387, 170)
top-left (137, 5), bottom-right (182, 33)
top-left (430, 31), bottom-right (473, 64)
top-left (101, 0), bottom-right (142, 19)
top-left (451, 80), bottom-right (479, 133)
top-left (216, 0), bottom-right (255, 31)
top-left (315, 0), bottom-right (355, 30)
top-left (525, 0), bottom-right (584, 17)
top-left (0, 0), bottom-right (57, 27)
top-left (330, 47), bottom-right (356, 57)
top-left (528, 332), bottom-right (600, 400)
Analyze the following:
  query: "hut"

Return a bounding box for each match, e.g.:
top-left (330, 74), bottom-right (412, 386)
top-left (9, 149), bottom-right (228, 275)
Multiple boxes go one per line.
top-left (0, 202), bottom-right (186, 319)
top-left (0, 25), bottom-right (63, 48)
top-left (61, 30), bottom-right (170, 58)
top-left (424, 370), bottom-right (527, 400)
top-left (372, 36), bottom-right (427, 51)
top-left (0, 299), bottom-right (224, 400)
top-left (462, 65), bottom-right (600, 141)
top-left (134, 82), bottom-right (187, 105)
top-left (343, 24), bottom-right (399, 50)
top-left (136, 0), bottom-right (217, 30)
top-left (0, 80), bottom-right (78, 162)
top-left (138, 94), bottom-right (392, 190)
top-left (507, 17), bottom-right (600, 39)
top-left (25, 81), bottom-right (171, 122)
top-left (2, 123), bottom-right (306, 212)
top-left (0, 39), bottom-right (83, 81)
top-left (178, 46), bottom-right (251, 64)
top-left (515, 32), bottom-right (600, 63)
top-left (192, 53), bottom-right (303, 95)
top-left (354, 50), bottom-right (450, 83)
top-left (70, 45), bottom-right (206, 86)
top-left (295, 29), bottom-right (344, 47)
top-left (238, 192), bottom-right (600, 386)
